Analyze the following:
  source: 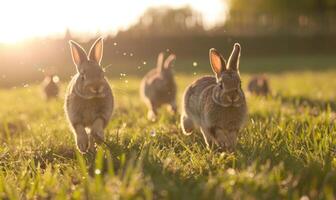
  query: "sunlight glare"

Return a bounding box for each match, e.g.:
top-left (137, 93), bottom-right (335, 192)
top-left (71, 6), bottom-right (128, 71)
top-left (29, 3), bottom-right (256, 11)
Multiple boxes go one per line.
top-left (0, 0), bottom-right (227, 43)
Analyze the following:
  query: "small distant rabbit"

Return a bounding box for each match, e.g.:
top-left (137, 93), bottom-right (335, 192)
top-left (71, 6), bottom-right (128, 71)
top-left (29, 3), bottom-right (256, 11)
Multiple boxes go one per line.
top-left (65, 38), bottom-right (114, 153)
top-left (248, 75), bottom-right (270, 96)
top-left (140, 52), bottom-right (177, 121)
top-left (42, 74), bottom-right (59, 100)
top-left (181, 44), bottom-right (247, 152)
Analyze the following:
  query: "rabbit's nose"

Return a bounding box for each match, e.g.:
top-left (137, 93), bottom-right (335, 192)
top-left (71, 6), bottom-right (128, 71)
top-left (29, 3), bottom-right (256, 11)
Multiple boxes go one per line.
top-left (90, 85), bottom-right (104, 94)
top-left (226, 94), bottom-right (240, 103)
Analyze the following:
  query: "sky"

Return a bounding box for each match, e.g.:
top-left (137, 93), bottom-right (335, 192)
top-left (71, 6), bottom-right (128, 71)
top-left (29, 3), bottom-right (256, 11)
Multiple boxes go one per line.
top-left (0, 0), bottom-right (227, 43)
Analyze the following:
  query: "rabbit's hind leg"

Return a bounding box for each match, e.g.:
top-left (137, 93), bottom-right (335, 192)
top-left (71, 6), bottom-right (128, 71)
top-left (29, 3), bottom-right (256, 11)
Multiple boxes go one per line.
top-left (181, 114), bottom-right (195, 135)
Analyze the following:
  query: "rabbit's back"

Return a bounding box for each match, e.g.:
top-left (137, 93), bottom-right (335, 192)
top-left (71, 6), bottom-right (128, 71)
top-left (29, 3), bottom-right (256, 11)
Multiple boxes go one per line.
top-left (141, 69), bottom-right (176, 105)
top-left (248, 78), bottom-right (260, 92)
top-left (183, 76), bottom-right (216, 120)
top-left (44, 82), bottom-right (59, 98)
top-left (248, 77), bottom-right (269, 96)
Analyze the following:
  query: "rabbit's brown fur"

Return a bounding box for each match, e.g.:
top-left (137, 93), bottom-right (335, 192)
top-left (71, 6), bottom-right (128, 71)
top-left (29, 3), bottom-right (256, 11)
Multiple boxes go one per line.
top-left (248, 75), bottom-right (270, 96)
top-left (42, 75), bottom-right (59, 100)
top-left (181, 44), bottom-right (247, 152)
top-left (140, 52), bottom-right (177, 121)
top-left (65, 38), bottom-right (114, 153)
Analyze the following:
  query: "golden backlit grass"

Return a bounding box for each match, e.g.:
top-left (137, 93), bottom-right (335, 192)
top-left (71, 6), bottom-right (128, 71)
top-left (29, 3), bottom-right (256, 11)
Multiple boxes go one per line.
top-left (0, 71), bottom-right (335, 199)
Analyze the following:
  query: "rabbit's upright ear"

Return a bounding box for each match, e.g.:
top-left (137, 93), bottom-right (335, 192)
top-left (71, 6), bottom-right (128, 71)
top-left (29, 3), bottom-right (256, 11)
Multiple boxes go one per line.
top-left (88, 37), bottom-right (104, 65)
top-left (163, 54), bottom-right (176, 69)
top-left (209, 48), bottom-right (226, 78)
top-left (69, 40), bottom-right (88, 69)
top-left (156, 52), bottom-right (165, 70)
top-left (227, 43), bottom-right (241, 71)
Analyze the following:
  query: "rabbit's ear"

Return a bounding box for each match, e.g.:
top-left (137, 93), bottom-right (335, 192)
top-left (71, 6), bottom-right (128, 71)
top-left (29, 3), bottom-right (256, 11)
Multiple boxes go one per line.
top-left (69, 40), bottom-right (88, 68)
top-left (163, 54), bottom-right (176, 69)
top-left (227, 43), bottom-right (241, 71)
top-left (156, 52), bottom-right (165, 70)
top-left (209, 48), bottom-right (226, 77)
top-left (88, 37), bottom-right (103, 65)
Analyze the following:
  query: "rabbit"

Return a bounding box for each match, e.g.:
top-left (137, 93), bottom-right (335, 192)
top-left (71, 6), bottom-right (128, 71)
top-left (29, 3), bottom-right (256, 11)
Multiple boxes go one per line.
top-left (140, 52), bottom-right (177, 121)
top-left (247, 75), bottom-right (270, 96)
top-left (180, 43), bottom-right (247, 152)
top-left (65, 37), bottom-right (114, 153)
top-left (42, 74), bottom-right (59, 100)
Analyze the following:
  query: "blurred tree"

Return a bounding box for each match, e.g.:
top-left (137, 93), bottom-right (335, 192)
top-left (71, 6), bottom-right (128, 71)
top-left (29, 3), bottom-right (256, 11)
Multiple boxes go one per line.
top-left (118, 6), bottom-right (205, 37)
top-left (229, 0), bottom-right (336, 14)
top-left (224, 0), bottom-right (336, 35)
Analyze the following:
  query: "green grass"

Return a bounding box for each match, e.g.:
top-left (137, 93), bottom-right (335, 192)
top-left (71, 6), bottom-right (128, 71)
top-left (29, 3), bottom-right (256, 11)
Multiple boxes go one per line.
top-left (0, 71), bottom-right (335, 199)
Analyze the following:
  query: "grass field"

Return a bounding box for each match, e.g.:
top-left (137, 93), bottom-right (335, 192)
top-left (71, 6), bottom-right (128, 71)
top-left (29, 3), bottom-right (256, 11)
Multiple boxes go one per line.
top-left (0, 70), bottom-right (335, 199)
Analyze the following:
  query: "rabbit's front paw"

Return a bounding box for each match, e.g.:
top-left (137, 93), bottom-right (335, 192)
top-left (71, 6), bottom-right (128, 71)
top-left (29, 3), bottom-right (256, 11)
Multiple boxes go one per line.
top-left (92, 130), bottom-right (104, 144)
top-left (91, 119), bottom-right (105, 144)
top-left (76, 133), bottom-right (89, 153)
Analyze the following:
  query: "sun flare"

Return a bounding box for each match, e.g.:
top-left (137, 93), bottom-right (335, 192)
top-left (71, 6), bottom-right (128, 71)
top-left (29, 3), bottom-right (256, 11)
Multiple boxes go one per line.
top-left (0, 0), bottom-right (227, 44)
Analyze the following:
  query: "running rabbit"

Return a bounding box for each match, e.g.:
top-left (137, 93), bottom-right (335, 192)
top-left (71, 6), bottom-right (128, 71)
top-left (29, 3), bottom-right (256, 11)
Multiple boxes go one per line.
top-left (140, 52), bottom-right (177, 121)
top-left (65, 38), bottom-right (114, 153)
top-left (181, 44), bottom-right (247, 152)
top-left (248, 75), bottom-right (270, 96)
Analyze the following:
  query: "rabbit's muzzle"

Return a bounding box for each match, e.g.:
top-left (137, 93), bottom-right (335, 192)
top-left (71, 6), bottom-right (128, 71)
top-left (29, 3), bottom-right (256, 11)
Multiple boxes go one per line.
top-left (222, 89), bottom-right (242, 107)
top-left (226, 91), bottom-right (240, 103)
top-left (86, 82), bottom-right (105, 97)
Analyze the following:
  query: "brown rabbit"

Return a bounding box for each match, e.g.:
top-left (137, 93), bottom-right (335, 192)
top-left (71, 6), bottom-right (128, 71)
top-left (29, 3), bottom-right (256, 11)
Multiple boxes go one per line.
top-left (140, 52), bottom-right (177, 121)
top-left (65, 38), bottom-right (114, 153)
top-left (181, 44), bottom-right (247, 152)
top-left (248, 75), bottom-right (270, 96)
top-left (42, 74), bottom-right (59, 100)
